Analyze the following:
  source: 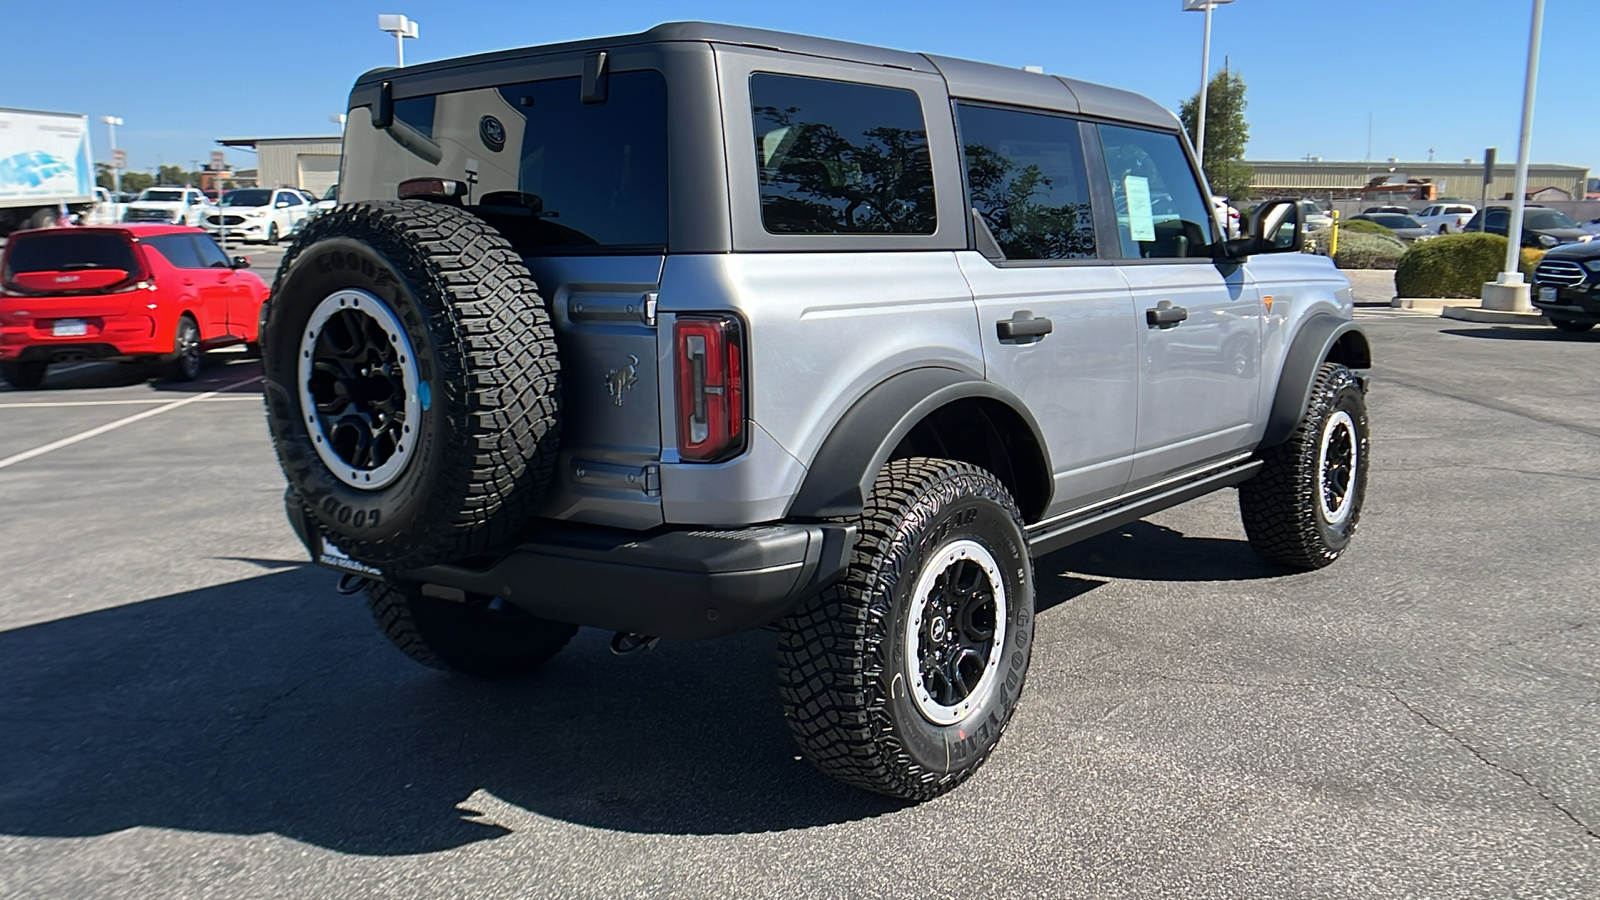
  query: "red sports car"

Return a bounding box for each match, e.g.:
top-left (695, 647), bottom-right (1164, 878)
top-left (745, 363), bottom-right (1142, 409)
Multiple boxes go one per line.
top-left (0, 224), bottom-right (269, 388)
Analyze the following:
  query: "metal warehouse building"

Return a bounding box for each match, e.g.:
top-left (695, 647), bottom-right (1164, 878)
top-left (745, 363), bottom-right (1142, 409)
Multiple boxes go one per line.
top-left (1247, 159), bottom-right (1589, 202)
top-left (215, 136), bottom-right (342, 196)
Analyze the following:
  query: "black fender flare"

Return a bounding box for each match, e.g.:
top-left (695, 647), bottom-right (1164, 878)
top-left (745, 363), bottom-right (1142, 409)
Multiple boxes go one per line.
top-left (787, 367), bottom-right (1052, 519)
top-left (1261, 314), bottom-right (1372, 448)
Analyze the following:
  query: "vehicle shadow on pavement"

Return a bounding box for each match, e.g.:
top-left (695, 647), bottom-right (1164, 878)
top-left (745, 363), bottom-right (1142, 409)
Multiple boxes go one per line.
top-left (1441, 327), bottom-right (1600, 343)
top-left (0, 566), bottom-right (905, 856)
top-left (1040, 520), bottom-right (1282, 582)
top-left (0, 358), bottom-right (262, 394)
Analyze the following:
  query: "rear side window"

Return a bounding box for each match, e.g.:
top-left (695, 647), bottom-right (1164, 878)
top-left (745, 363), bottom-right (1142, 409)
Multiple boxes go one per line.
top-left (750, 73), bottom-right (936, 236)
top-left (956, 103), bottom-right (1095, 260)
top-left (3, 232), bottom-right (139, 274)
top-left (393, 95), bottom-right (436, 138)
top-left (1095, 124), bottom-right (1216, 259)
top-left (144, 234), bottom-right (205, 268)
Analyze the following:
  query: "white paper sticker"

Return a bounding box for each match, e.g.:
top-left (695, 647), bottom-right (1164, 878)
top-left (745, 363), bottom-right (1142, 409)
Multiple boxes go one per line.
top-left (1124, 175), bottom-right (1156, 242)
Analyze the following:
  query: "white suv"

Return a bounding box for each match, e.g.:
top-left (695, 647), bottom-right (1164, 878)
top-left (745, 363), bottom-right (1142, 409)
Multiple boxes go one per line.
top-left (203, 188), bottom-right (311, 244)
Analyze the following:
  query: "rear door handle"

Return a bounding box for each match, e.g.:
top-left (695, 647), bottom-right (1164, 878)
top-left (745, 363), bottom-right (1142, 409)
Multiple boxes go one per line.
top-left (1146, 304), bottom-right (1188, 327)
top-left (997, 312), bottom-right (1053, 343)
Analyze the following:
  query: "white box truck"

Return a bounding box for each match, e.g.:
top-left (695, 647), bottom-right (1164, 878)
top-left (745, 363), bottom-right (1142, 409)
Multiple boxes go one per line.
top-left (0, 107), bottom-right (98, 235)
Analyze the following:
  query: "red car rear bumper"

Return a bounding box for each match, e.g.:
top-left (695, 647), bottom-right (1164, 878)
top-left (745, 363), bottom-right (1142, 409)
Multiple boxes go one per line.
top-left (0, 314), bottom-right (165, 360)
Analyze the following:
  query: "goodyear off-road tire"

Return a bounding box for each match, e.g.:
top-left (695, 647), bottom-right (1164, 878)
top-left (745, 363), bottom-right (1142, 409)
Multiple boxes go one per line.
top-left (366, 580), bottom-right (577, 677)
top-left (262, 200), bottom-right (560, 571)
top-left (1239, 362), bottom-right (1369, 570)
top-left (776, 458), bottom-right (1034, 801)
top-left (0, 361), bottom-right (47, 389)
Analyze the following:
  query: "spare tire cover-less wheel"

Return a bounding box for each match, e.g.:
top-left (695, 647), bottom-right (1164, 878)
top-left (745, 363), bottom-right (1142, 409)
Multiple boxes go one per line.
top-left (261, 200), bottom-right (560, 571)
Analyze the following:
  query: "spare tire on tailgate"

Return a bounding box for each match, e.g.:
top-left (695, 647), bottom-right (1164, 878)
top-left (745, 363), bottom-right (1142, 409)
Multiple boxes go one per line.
top-left (262, 200), bottom-right (560, 571)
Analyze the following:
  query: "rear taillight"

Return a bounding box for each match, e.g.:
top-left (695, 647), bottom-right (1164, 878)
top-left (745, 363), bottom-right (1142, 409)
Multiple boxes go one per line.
top-left (674, 315), bottom-right (745, 462)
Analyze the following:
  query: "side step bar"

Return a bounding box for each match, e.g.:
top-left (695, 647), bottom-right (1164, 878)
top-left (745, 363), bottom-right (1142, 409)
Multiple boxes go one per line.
top-left (1026, 459), bottom-right (1264, 558)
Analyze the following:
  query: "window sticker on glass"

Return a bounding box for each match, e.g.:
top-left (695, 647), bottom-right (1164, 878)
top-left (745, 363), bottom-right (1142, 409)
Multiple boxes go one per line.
top-left (1124, 175), bottom-right (1156, 242)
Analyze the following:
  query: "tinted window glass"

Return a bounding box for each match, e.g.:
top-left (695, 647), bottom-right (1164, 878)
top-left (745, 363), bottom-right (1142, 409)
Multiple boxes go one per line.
top-left (191, 235), bottom-right (231, 268)
top-left (750, 73), bottom-right (935, 235)
top-left (4, 232), bottom-right (138, 273)
top-left (222, 190), bottom-right (271, 207)
top-left (393, 95), bottom-right (435, 138)
top-left (476, 72), bottom-right (668, 251)
top-left (144, 234), bottom-right (205, 268)
top-left (1525, 210), bottom-right (1576, 229)
top-left (279, 192), bottom-right (302, 206)
top-left (957, 104), bottom-right (1095, 260)
top-left (1096, 124), bottom-right (1215, 258)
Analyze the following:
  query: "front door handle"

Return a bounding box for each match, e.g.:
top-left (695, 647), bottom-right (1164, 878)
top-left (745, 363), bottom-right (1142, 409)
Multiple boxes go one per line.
top-left (997, 312), bottom-right (1053, 343)
top-left (1146, 304), bottom-right (1188, 327)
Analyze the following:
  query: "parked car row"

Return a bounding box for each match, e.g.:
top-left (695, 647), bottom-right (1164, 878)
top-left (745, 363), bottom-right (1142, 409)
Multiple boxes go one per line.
top-left (0, 223), bottom-right (270, 388)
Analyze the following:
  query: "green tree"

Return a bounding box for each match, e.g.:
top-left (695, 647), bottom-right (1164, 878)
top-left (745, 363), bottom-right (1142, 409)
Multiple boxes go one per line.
top-left (1180, 69), bottom-right (1254, 201)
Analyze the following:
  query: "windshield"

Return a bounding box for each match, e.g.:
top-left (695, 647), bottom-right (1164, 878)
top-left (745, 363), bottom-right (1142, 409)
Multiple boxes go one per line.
top-left (1525, 210), bottom-right (1577, 230)
top-left (221, 189), bottom-right (272, 207)
top-left (322, 184), bottom-right (338, 202)
top-left (1371, 215), bottom-right (1420, 228)
top-left (138, 189), bottom-right (184, 203)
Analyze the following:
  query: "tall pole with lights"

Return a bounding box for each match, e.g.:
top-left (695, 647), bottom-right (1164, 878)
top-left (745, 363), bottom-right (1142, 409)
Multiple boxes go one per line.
top-left (1183, 0), bottom-right (1236, 169)
top-left (378, 14), bottom-right (419, 68)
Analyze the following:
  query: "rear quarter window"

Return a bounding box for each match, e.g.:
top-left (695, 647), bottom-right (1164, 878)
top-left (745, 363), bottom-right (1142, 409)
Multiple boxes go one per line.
top-left (750, 73), bottom-right (936, 236)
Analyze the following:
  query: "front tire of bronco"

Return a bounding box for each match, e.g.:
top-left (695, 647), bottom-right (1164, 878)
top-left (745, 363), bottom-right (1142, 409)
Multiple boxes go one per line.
top-left (366, 580), bottom-right (578, 677)
top-left (776, 458), bottom-right (1034, 801)
top-left (1239, 362), bottom-right (1369, 570)
top-left (261, 201), bottom-right (560, 571)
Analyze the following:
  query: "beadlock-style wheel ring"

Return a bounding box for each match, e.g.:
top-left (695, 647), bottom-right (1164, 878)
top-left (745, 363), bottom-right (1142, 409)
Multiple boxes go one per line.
top-left (904, 538), bottom-right (1008, 726)
top-left (297, 288), bottom-right (422, 491)
top-left (1317, 409), bottom-right (1358, 526)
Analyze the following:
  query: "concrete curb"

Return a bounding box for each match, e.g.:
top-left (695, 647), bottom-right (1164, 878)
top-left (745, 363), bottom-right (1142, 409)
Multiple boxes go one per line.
top-left (1439, 307), bottom-right (1549, 325)
top-left (1391, 297), bottom-right (1472, 312)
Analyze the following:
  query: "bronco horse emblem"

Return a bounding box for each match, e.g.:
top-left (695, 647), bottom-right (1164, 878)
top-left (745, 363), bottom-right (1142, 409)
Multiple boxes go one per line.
top-left (604, 355), bottom-right (640, 407)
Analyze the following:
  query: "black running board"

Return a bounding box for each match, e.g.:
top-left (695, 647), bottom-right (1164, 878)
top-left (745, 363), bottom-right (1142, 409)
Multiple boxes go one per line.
top-left (1026, 459), bottom-right (1264, 558)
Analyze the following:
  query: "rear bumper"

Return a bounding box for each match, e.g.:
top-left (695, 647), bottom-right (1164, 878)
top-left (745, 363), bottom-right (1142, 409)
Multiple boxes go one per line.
top-left (286, 494), bottom-right (855, 640)
top-left (0, 314), bottom-right (164, 360)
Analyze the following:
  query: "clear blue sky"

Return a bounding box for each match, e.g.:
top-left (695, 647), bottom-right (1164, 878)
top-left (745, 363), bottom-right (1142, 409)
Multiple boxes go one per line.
top-left (7, 0), bottom-right (1594, 179)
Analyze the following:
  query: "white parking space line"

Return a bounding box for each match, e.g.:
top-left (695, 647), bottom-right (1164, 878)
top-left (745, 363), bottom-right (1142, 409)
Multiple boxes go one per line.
top-left (0, 396), bottom-right (260, 409)
top-left (0, 375), bottom-right (263, 470)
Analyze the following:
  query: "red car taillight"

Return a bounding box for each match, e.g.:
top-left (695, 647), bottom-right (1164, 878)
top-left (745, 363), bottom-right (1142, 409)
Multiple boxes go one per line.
top-left (674, 315), bottom-right (745, 462)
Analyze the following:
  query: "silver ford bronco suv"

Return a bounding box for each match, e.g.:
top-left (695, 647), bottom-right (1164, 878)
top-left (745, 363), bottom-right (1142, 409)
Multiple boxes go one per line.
top-left (263, 23), bottom-right (1371, 801)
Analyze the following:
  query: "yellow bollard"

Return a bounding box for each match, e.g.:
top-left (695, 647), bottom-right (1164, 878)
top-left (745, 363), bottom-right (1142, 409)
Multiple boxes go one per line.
top-left (1329, 209), bottom-right (1340, 258)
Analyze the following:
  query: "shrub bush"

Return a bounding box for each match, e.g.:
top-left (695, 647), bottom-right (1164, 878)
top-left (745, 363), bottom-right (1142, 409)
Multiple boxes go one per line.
top-left (1341, 219), bottom-right (1398, 239)
top-left (1395, 233), bottom-right (1547, 298)
top-left (1328, 231), bottom-right (1406, 270)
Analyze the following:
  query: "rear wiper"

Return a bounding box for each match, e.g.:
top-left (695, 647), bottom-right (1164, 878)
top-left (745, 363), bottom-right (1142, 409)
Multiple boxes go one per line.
top-left (58, 263), bottom-right (105, 270)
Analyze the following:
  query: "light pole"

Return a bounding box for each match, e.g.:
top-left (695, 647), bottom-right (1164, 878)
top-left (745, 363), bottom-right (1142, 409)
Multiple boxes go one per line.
top-left (1183, 0), bottom-right (1236, 170)
top-left (101, 116), bottom-right (123, 196)
top-left (378, 14), bottom-right (419, 68)
top-left (1498, 0), bottom-right (1544, 291)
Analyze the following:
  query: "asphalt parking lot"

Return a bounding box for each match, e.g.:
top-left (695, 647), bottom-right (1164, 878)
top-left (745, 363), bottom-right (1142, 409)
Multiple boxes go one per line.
top-left (2, 267), bottom-right (1598, 899)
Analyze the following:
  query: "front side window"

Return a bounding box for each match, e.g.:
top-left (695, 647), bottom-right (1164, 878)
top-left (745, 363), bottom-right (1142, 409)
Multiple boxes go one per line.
top-left (1096, 124), bottom-right (1215, 259)
top-left (957, 103), bottom-right (1095, 261)
top-left (278, 192), bottom-right (303, 207)
top-left (750, 73), bottom-right (935, 236)
top-left (144, 234), bottom-right (204, 269)
top-left (192, 235), bottom-right (231, 268)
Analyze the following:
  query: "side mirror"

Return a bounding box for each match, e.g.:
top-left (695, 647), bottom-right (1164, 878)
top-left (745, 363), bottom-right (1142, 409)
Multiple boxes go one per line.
top-left (231, 256), bottom-right (251, 269)
top-left (275, 200), bottom-right (289, 208)
top-left (1219, 198), bottom-right (1303, 260)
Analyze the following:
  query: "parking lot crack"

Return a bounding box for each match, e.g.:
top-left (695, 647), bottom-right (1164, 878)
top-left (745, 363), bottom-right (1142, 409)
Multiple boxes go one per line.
top-left (205, 647), bottom-right (367, 786)
top-left (1380, 372), bottom-right (1600, 441)
top-left (1385, 689), bottom-right (1598, 841)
